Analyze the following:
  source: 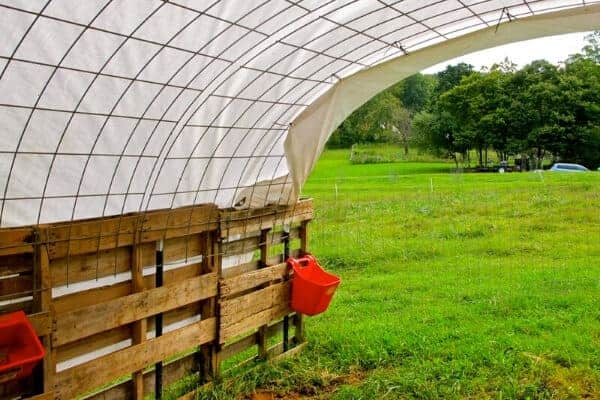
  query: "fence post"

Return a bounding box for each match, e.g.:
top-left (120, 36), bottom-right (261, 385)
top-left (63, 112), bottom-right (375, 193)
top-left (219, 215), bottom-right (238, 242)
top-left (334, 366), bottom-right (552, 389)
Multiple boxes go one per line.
top-left (131, 231), bottom-right (146, 399)
top-left (199, 229), bottom-right (220, 381)
top-left (33, 228), bottom-right (55, 395)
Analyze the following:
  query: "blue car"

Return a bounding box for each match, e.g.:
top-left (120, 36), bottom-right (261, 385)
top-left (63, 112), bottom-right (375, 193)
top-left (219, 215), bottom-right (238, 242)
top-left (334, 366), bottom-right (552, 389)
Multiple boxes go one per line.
top-left (549, 163), bottom-right (589, 172)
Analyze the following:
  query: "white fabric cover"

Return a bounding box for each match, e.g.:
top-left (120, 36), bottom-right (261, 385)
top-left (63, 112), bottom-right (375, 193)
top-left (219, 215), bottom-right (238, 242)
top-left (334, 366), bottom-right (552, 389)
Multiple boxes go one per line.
top-left (0, 1), bottom-right (598, 227)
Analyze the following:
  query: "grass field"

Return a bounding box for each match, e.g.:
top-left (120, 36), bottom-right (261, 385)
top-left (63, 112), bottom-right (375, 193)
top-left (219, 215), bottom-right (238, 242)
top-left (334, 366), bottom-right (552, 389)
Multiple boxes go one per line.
top-left (198, 148), bottom-right (600, 399)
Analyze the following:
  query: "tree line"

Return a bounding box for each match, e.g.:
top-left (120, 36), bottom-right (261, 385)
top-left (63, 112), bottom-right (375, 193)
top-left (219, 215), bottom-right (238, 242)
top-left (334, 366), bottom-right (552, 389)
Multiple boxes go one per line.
top-left (328, 31), bottom-right (600, 169)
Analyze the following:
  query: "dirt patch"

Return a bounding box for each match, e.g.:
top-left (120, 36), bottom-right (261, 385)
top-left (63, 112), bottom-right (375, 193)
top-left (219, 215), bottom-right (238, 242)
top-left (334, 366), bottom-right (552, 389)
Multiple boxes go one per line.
top-left (247, 369), bottom-right (367, 400)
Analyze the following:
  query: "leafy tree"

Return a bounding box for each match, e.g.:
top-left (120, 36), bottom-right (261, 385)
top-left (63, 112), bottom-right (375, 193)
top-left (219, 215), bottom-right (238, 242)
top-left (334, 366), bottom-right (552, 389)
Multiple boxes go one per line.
top-left (434, 62), bottom-right (475, 95)
top-left (394, 73), bottom-right (436, 114)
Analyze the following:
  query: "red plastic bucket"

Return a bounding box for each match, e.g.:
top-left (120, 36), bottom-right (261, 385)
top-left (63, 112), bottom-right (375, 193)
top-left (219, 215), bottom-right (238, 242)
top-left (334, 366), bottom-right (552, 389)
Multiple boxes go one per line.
top-left (0, 311), bottom-right (45, 383)
top-left (288, 254), bottom-right (340, 316)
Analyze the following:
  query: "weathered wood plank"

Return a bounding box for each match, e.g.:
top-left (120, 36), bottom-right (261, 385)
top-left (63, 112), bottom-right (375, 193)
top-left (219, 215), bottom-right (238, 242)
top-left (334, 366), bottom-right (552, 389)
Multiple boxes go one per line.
top-left (83, 352), bottom-right (197, 400)
top-left (0, 299), bottom-right (33, 313)
top-left (220, 282), bottom-right (290, 326)
top-left (49, 244), bottom-right (154, 287)
top-left (56, 303), bottom-right (201, 364)
top-left (140, 204), bottom-right (219, 242)
top-left (54, 273), bottom-right (217, 346)
top-left (219, 199), bottom-right (313, 238)
top-left (24, 391), bottom-right (56, 400)
top-left (220, 263), bottom-right (287, 297)
top-left (0, 228), bottom-right (34, 256)
top-left (28, 312), bottom-right (51, 337)
top-left (219, 319), bottom-right (286, 360)
top-left (220, 255), bottom-right (282, 279)
top-left (0, 274), bottom-right (32, 296)
top-left (131, 241), bottom-right (146, 400)
top-left (0, 254), bottom-right (33, 276)
top-left (52, 261), bottom-right (203, 314)
top-left (268, 341), bottom-right (306, 362)
top-left (40, 204), bottom-right (218, 260)
top-left (220, 302), bottom-right (291, 344)
top-left (55, 318), bottom-right (216, 400)
top-left (221, 235), bottom-right (260, 256)
top-left (163, 235), bottom-right (202, 263)
top-left (43, 214), bottom-right (141, 260)
top-left (219, 282), bottom-right (292, 343)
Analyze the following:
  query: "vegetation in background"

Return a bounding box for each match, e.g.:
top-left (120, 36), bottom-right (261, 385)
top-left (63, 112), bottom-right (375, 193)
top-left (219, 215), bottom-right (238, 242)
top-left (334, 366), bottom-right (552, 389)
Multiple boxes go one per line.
top-left (193, 150), bottom-right (599, 399)
top-left (329, 31), bottom-right (600, 169)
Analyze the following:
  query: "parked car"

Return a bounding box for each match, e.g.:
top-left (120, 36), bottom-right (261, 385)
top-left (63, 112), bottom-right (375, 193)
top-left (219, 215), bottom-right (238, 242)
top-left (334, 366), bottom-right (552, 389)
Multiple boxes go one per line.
top-left (549, 163), bottom-right (589, 172)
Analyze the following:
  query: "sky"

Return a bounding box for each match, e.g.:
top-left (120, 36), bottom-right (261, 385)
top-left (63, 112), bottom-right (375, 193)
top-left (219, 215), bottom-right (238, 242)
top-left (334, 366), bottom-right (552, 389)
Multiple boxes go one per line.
top-left (422, 32), bottom-right (591, 74)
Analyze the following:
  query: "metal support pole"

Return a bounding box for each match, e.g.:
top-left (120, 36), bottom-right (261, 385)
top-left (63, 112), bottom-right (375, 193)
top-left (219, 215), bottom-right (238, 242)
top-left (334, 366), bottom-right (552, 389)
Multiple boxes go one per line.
top-left (155, 240), bottom-right (164, 400)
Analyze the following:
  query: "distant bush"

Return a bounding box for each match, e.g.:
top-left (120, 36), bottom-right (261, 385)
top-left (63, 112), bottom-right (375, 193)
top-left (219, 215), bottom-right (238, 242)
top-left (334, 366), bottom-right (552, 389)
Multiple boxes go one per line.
top-left (349, 144), bottom-right (450, 164)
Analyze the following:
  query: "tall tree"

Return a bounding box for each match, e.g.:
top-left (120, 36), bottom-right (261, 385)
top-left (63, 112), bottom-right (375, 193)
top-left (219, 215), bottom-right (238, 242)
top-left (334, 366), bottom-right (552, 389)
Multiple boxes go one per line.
top-left (434, 62), bottom-right (475, 95)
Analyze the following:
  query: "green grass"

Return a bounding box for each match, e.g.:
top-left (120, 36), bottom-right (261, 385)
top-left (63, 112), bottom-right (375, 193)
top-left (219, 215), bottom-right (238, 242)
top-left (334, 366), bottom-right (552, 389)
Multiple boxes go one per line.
top-left (195, 148), bottom-right (600, 399)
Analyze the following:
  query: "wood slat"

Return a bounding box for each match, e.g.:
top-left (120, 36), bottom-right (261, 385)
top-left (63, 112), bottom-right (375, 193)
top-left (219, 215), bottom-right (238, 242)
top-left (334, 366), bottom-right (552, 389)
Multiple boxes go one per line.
top-left (221, 235), bottom-right (260, 256)
top-left (0, 274), bottom-right (32, 295)
top-left (220, 254), bottom-right (283, 279)
top-left (0, 228), bottom-right (34, 256)
top-left (43, 214), bottom-right (141, 260)
top-left (41, 204), bottom-right (218, 260)
top-left (0, 254), bottom-right (33, 276)
top-left (219, 319), bottom-right (287, 360)
top-left (163, 235), bottom-right (203, 263)
top-left (220, 263), bottom-right (287, 297)
top-left (0, 299), bottom-right (33, 314)
top-left (49, 244), bottom-right (155, 287)
top-left (52, 261), bottom-right (203, 314)
top-left (54, 272), bottom-right (217, 346)
top-left (220, 283), bottom-right (291, 343)
top-left (266, 227), bottom-right (301, 247)
top-left (28, 311), bottom-right (51, 337)
top-left (219, 199), bottom-right (313, 238)
top-left (25, 391), bottom-right (56, 400)
top-left (84, 353), bottom-right (197, 400)
top-left (220, 282), bottom-right (290, 326)
top-left (140, 204), bottom-right (219, 242)
top-left (55, 317), bottom-right (216, 400)
top-left (220, 302), bottom-right (291, 344)
top-left (56, 303), bottom-right (201, 364)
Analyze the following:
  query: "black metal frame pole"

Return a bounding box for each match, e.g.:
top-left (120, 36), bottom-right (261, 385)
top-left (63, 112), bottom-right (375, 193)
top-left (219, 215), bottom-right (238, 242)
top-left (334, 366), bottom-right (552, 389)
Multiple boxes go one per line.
top-left (155, 240), bottom-right (164, 399)
top-left (283, 227), bottom-right (290, 352)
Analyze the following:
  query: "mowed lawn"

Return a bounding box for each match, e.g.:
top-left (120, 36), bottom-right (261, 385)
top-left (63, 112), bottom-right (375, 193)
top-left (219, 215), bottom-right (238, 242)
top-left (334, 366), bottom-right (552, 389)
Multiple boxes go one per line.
top-left (199, 149), bottom-right (600, 399)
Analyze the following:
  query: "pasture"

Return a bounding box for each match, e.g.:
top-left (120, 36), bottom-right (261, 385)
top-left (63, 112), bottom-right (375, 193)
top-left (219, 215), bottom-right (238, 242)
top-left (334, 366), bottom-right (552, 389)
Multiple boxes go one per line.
top-left (197, 148), bottom-right (600, 399)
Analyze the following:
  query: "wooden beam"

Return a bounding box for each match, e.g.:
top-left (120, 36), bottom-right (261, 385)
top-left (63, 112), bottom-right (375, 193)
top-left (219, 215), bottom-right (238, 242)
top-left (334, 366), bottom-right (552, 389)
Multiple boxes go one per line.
top-left (84, 352), bottom-right (197, 400)
top-left (199, 231), bottom-right (218, 382)
top-left (0, 253), bottom-right (33, 276)
top-left (220, 282), bottom-right (290, 326)
top-left (219, 262), bottom-right (287, 297)
top-left (131, 240), bottom-right (146, 400)
top-left (53, 273), bottom-right (217, 347)
top-left (55, 303), bottom-right (200, 364)
top-left (55, 318), bottom-right (216, 400)
top-left (220, 301), bottom-right (291, 343)
top-left (0, 227), bottom-right (34, 256)
top-left (28, 312), bottom-right (51, 337)
top-left (33, 240), bottom-right (54, 394)
top-left (219, 199), bottom-right (313, 238)
top-left (52, 261), bottom-right (203, 314)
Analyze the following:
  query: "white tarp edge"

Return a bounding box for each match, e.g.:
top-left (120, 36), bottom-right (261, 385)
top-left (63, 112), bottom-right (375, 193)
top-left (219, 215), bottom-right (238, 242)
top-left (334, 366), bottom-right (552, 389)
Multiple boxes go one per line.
top-left (284, 4), bottom-right (600, 196)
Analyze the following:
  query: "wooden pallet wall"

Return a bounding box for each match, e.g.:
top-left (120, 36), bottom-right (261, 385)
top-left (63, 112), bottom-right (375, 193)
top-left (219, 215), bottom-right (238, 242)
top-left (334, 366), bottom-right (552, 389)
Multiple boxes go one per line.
top-left (0, 199), bottom-right (313, 400)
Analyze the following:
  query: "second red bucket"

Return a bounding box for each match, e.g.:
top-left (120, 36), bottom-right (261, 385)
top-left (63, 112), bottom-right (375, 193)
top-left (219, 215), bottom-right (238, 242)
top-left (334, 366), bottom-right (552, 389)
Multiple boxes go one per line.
top-left (288, 254), bottom-right (340, 316)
